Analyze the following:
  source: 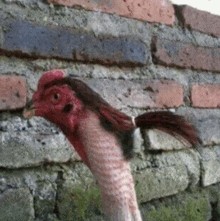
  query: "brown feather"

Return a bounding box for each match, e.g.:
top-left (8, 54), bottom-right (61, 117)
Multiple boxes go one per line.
top-left (135, 111), bottom-right (201, 147)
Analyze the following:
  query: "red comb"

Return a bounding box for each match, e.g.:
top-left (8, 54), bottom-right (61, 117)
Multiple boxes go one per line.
top-left (38, 69), bottom-right (66, 90)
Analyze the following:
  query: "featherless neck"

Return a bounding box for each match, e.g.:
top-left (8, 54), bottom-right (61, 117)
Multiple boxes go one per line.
top-left (77, 110), bottom-right (125, 166)
top-left (77, 110), bottom-right (119, 145)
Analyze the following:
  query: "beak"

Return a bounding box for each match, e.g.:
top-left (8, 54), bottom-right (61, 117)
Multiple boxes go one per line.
top-left (23, 100), bottom-right (36, 118)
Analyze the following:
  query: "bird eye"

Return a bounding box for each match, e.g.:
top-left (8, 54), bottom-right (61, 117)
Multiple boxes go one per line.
top-left (52, 93), bottom-right (60, 102)
top-left (53, 93), bottom-right (59, 100)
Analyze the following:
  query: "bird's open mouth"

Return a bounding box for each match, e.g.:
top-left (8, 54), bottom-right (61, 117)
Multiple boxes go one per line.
top-left (23, 100), bottom-right (36, 118)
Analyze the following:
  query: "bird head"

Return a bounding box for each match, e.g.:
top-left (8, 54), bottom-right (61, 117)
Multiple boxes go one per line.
top-left (23, 70), bottom-right (86, 133)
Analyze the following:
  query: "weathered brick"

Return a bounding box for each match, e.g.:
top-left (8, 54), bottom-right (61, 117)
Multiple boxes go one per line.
top-left (176, 108), bottom-right (220, 146)
top-left (0, 117), bottom-right (75, 168)
top-left (48, 0), bottom-right (175, 25)
top-left (145, 129), bottom-right (191, 151)
top-left (191, 84), bottom-right (220, 108)
top-left (133, 163), bottom-right (188, 202)
top-left (0, 188), bottom-right (34, 220)
top-left (0, 76), bottom-right (27, 110)
top-left (145, 80), bottom-right (184, 108)
top-left (153, 38), bottom-right (220, 72)
top-left (197, 146), bottom-right (220, 186)
top-left (1, 20), bottom-right (149, 66)
top-left (87, 79), bottom-right (184, 109)
top-left (175, 5), bottom-right (220, 38)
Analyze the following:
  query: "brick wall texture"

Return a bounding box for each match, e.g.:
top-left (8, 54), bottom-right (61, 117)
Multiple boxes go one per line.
top-left (1, 0), bottom-right (220, 220)
top-left (0, 76), bottom-right (27, 110)
top-left (1, 2), bottom-right (219, 109)
top-left (48, 0), bottom-right (175, 25)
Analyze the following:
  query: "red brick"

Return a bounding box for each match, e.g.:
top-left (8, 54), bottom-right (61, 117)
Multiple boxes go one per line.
top-left (0, 76), bottom-right (27, 110)
top-left (153, 38), bottom-right (220, 72)
top-left (175, 5), bottom-right (220, 38)
top-left (48, 0), bottom-right (175, 25)
top-left (191, 84), bottom-right (220, 108)
top-left (143, 80), bottom-right (184, 108)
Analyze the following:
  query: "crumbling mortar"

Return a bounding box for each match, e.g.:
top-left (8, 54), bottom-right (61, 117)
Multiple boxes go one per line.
top-left (53, 171), bottom-right (64, 219)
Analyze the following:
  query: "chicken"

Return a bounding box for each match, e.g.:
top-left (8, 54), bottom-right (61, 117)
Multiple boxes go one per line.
top-left (23, 69), bottom-right (200, 221)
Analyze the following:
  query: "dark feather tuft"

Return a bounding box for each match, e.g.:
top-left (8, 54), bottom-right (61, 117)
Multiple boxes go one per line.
top-left (135, 111), bottom-right (201, 147)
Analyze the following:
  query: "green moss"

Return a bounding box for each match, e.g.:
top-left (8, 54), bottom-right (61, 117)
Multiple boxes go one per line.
top-left (184, 198), bottom-right (208, 221)
top-left (135, 185), bottom-right (142, 204)
top-left (145, 198), bottom-right (208, 221)
top-left (57, 185), bottom-right (76, 220)
top-left (146, 205), bottom-right (182, 221)
top-left (63, 183), bottom-right (208, 221)
top-left (73, 184), bottom-right (102, 220)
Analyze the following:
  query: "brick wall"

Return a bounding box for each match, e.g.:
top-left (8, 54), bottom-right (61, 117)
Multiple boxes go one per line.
top-left (0, 0), bottom-right (220, 220)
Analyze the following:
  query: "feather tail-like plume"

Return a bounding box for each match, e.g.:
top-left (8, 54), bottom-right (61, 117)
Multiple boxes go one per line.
top-left (97, 101), bottom-right (200, 147)
top-left (135, 111), bottom-right (201, 146)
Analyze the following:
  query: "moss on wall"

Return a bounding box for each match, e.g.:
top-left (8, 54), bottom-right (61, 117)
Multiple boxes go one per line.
top-left (70, 184), bottom-right (209, 221)
top-left (143, 197), bottom-right (209, 221)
